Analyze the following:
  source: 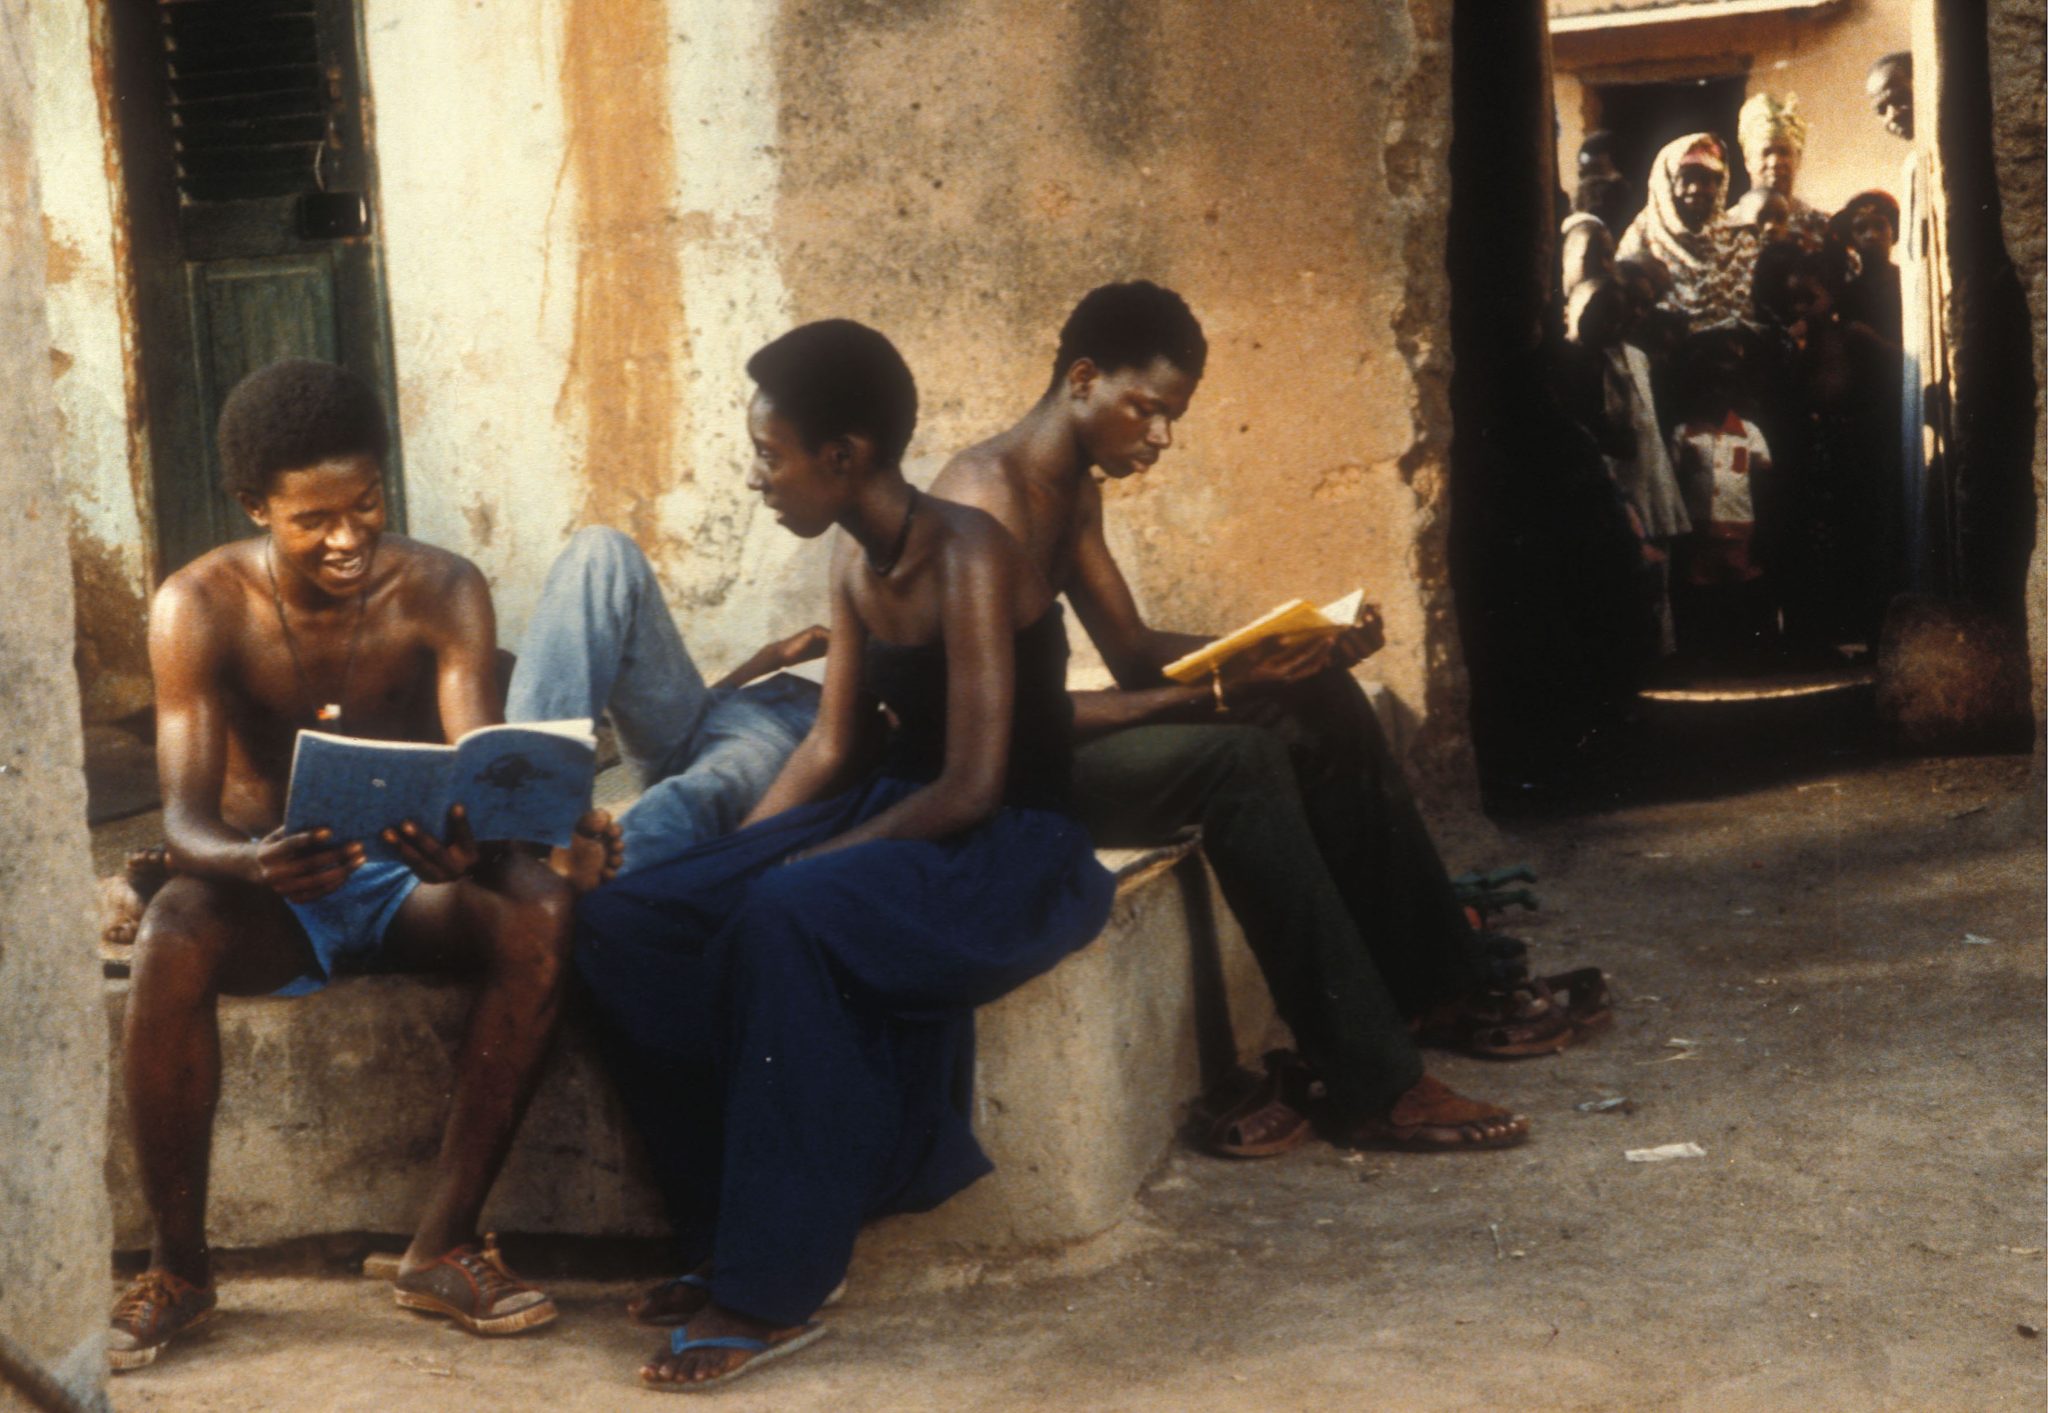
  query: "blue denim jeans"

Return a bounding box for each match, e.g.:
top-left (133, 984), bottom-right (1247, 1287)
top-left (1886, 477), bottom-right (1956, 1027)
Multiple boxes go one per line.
top-left (506, 527), bottom-right (820, 876)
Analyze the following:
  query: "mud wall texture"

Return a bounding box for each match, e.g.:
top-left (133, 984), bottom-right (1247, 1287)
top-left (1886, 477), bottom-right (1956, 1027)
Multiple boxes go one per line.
top-left (766, 0), bottom-right (1469, 788)
top-left (1554, 0), bottom-right (1914, 215)
top-left (0, 2), bottom-right (115, 1407)
top-left (43, 0), bottom-right (1472, 794)
top-left (1983, 0), bottom-right (2046, 728)
top-left (33, 0), bottom-right (152, 724)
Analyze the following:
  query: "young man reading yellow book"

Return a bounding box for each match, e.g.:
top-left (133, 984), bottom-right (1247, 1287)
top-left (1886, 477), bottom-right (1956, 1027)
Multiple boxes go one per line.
top-left (932, 282), bottom-right (1608, 1156)
top-left (109, 360), bottom-right (617, 1372)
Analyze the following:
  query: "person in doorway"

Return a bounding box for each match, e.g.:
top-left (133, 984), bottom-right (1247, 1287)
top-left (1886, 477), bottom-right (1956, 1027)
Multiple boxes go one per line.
top-left (932, 281), bottom-right (1612, 1161)
top-left (1729, 92), bottom-right (1829, 245)
top-left (109, 359), bottom-right (618, 1372)
top-left (1618, 132), bottom-right (1757, 330)
top-left (1831, 190), bottom-right (1903, 354)
top-left (1560, 131), bottom-right (1631, 298)
top-left (1751, 242), bottom-right (1891, 653)
top-left (574, 320), bottom-right (1115, 1392)
top-left (1668, 327), bottom-right (1778, 668)
top-left (1867, 50), bottom-right (1935, 591)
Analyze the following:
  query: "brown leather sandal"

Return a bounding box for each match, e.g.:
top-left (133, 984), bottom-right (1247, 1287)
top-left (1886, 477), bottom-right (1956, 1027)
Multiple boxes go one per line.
top-left (1542, 967), bottom-right (1614, 1038)
top-left (1202, 1050), bottom-right (1315, 1159)
top-left (1414, 977), bottom-right (1576, 1059)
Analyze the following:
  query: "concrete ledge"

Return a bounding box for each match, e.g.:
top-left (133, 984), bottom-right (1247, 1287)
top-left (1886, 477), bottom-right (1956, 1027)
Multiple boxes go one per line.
top-left (106, 846), bottom-right (1274, 1255)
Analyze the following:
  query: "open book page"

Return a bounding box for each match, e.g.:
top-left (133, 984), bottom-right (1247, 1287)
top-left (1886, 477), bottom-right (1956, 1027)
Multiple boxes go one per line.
top-left (284, 719), bottom-right (595, 859)
top-left (1161, 589), bottom-right (1366, 683)
top-left (451, 722), bottom-right (597, 849)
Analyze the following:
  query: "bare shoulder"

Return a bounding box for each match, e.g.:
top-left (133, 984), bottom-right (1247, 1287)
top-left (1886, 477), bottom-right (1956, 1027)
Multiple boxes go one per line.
top-left (153, 540), bottom-right (257, 636)
top-left (378, 536), bottom-right (493, 647)
top-left (381, 535), bottom-right (485, 595)
top-left (931, 499), bottom-right (1026, 585)
top-left (932, 441), bottom-right (1024, 509)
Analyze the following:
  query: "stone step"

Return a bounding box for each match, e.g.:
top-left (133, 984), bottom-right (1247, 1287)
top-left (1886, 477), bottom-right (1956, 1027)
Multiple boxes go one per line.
top-left (105, 844), bottom-right (1275, 1255)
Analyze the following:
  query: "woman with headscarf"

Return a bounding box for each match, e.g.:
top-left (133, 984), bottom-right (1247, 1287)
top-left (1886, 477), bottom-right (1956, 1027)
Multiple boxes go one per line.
top-left (1729, 92), bottom-right (1829, 244)
top-left (1617, 132), bottom-right (1758, 330)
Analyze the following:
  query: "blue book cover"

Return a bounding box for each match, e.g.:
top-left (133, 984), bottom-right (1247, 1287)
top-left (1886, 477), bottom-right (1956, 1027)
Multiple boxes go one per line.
top-left (283, 719), bottom-right (597, 862)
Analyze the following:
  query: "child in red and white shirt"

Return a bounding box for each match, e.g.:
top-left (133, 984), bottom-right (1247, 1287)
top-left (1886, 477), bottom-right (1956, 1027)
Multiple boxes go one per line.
top-left (1670, 331), bottom-right (1777, 665)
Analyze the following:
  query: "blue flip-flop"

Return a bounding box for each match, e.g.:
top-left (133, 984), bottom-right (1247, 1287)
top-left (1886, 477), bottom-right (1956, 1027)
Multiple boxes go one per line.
top-left (640, 1321), bottom-right (829, 1393)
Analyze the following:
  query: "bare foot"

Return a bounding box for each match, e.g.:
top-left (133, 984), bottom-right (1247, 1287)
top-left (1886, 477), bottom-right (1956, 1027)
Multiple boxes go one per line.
top-left (99, 846), bottom-right (174, 949)
top-left (1341, 1073), bottom-right (1530, 1151)
top-left (547, 809), bottom-right (622, 894)
top-left (640, 1304), bottom-right (821, 1388)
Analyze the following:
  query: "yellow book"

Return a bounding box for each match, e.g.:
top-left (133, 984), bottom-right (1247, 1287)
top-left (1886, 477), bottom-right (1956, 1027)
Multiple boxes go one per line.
top-left (1162, 589), bottom-right (1366, 683)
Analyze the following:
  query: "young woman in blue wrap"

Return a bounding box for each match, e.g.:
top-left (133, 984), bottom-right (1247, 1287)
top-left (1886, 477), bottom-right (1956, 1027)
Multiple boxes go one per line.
top-left (573, 319), bottom-right (1115, 1392)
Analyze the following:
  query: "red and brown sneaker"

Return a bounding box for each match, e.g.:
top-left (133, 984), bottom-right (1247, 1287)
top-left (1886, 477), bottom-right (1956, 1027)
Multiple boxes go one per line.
top-left (108, 1269), bottom-right (217, 1372)
top-left (392, 1234), bottom-right (557, 1336)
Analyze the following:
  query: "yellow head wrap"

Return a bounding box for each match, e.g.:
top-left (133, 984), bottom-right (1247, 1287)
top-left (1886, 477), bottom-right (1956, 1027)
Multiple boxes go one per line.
top-left (1738, 92), bottom-right (1808, 161)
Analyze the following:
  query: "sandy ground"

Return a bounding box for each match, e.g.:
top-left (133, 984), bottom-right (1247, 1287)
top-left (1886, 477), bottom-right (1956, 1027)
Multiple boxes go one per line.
top-left (103, 751), bottom-right (2047, 1412)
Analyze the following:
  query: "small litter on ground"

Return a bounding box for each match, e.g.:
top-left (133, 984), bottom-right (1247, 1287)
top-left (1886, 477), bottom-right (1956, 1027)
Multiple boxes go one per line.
top-left (1625, 1142), bottom-right (1706, 1163)
top-left (1961, 933), bottom-right (1996, 946)
top-left (1575, 1097), bottom-right (1634, 1114)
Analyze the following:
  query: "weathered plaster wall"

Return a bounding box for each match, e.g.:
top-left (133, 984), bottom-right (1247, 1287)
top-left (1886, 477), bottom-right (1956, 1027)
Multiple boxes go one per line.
top-left (364, 0), bottom-right (820, 678)
top-left (0, 2), bottom-right (115, 1406)
top-left (1554, 0), bottom-right (1915, 215)
top-left (767, 0), bottom-right (1468, 784)
top-left (46, 0), bottom-right (1471, 792)
top-left (1984, 0), bottom-right (2046, 729)
top-left (34, 0), bottom-right (152, 723)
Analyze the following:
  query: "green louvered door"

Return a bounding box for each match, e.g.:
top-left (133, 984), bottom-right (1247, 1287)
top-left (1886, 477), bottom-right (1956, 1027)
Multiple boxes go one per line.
top-left (113, 0), bottom-right (404, 576)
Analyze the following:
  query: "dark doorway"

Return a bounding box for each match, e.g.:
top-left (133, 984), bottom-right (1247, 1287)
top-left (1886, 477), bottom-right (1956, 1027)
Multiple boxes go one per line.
top-left (110, 0), bottom-right (405, 578)
top-left (1588, 73), bottom-right (1750, 229)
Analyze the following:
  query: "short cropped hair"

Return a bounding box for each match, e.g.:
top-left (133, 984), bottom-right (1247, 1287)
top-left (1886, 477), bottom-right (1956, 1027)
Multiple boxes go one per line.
top-left (216, 359), bottom-right (389, 500)
top-left (1870, 50), bottom-right (1912, 77)
top-left (1831, 189), bottom-right (1901, 242)
top-left (745, 319), bottom-right (918, 466)
top-left (1049, 281), bottom-right (1208, 393)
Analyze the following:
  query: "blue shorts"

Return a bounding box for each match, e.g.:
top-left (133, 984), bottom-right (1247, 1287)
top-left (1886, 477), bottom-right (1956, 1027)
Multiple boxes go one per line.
top-left (277, 860), bottom-right (422, 997)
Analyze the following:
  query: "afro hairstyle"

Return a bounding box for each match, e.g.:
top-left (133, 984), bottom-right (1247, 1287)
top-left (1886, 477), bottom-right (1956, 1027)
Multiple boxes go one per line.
top-left (1047, 281), bottom-right (1208, 394)
top-left (745, 319), bottom-right (919, 467)
top-left (216, 358), bottom-right (389, 501)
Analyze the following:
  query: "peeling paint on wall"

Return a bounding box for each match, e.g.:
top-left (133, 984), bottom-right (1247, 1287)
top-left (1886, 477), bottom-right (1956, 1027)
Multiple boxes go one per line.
top-left (67, 531), bottom-right (153, 721)
top-left (557, 0), bottom-right (686, 551)
top-left (34, 0), bottom-right (154, 721)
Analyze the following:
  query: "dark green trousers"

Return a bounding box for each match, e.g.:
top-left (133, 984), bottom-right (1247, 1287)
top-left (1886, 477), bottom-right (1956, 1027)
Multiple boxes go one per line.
top-left (1069, 670), bottom-right (1487, 1118)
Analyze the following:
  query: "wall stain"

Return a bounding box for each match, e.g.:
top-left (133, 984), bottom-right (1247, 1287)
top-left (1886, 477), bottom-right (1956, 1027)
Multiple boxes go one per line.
top-left (1075, 0), bottom-right (1161, 159)
top-left (68, 531), bottom-right (153, 722)
top-left (88, 0), bottom-right (154, 590)
top-left (42, 218), bottom-right (84, 285)
top-left (557, 0), bottom-right (685, 549)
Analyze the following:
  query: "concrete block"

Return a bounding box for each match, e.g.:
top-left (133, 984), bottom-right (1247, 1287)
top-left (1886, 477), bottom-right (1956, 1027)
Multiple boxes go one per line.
top-left (107, 847), bottom-right (1275, 1256)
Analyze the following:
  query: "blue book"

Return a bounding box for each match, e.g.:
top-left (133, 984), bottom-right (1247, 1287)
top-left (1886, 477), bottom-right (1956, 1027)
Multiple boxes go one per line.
top-left (283, 719), bottom-right (597, 861)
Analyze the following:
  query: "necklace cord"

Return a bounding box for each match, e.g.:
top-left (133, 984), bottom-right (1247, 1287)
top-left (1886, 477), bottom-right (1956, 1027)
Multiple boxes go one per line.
top-left (865, 485), bottom-right (919, 577)
top-left (265, 539), bottom-right (370, 724)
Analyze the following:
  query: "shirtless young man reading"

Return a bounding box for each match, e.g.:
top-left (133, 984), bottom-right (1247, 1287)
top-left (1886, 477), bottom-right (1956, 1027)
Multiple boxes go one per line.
top-left (932, 282), bottom-right (1609, 1158)
top-left (109, 359), bottom-right (613, 1371)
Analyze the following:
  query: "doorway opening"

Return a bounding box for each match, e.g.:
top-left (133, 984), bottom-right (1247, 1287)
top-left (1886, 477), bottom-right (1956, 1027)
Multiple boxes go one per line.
top-left (1585, 73), bottom-right (1751, 230)
top-left (109, 0), bottom-right (406, 580)
top-left (1449, 2), bottom-right (2036, 814)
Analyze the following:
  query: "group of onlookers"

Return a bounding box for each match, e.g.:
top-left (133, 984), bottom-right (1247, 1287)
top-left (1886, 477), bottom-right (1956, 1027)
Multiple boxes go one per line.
top-left (1555, 65), bottom-right (1917, 672)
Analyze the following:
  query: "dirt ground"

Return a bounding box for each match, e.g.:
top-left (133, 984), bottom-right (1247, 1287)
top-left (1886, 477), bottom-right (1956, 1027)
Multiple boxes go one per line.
top-left (103, 749), bottom-right (2047, 1412)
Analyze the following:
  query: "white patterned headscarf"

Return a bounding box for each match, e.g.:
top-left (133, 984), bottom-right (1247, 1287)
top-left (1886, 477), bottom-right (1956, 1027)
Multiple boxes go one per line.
top-left (1617, 132), bottom-right (1757, 328)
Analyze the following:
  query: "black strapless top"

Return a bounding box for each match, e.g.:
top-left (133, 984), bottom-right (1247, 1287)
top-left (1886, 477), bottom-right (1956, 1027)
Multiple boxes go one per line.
top-left (860, 604), bottom-right (1076, 812)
